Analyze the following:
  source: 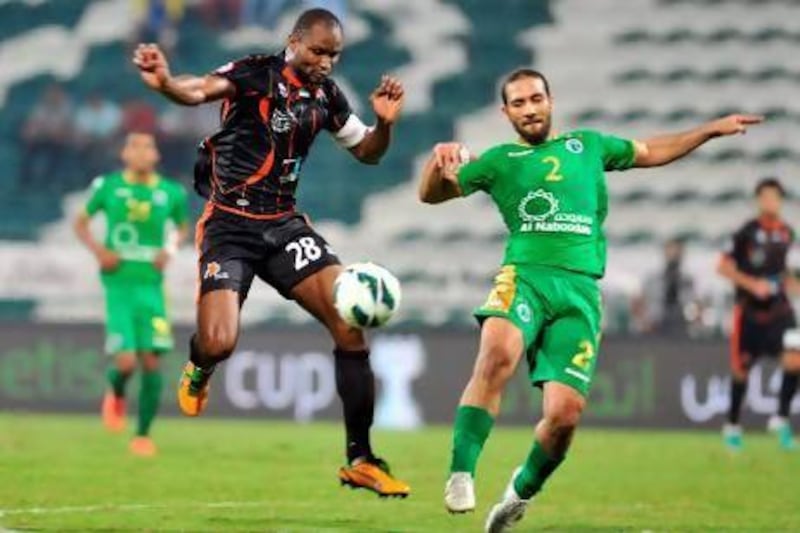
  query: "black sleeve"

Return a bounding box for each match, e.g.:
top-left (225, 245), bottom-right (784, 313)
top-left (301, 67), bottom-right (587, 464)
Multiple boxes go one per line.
top-left (211, 55), bottom-right (274, 96)
top-left (724, 224), bottom-right (750, 266)
top-left (323, 82), bottom-right (353, 132)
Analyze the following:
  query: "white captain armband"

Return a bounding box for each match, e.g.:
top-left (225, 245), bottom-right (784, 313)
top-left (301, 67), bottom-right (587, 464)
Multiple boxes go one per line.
top-left (332, 114), bottom-right (372, 149)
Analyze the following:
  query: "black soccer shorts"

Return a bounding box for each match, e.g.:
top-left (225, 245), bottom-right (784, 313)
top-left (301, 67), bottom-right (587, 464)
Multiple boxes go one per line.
top-left (731, 306), bottom-right (799, 372)
top-left (195, 206), bottom-right (340, 301)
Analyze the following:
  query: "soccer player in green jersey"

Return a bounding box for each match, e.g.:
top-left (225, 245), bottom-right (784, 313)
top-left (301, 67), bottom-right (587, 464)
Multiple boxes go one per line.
top-left (418, 68), bottom-right (762, 531)
top-left (74, 132), bottom-right (189, 457)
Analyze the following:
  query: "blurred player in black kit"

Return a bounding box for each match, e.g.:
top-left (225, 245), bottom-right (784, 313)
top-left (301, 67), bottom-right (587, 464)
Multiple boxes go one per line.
top-left (718, 178), bottom-right (800, 451)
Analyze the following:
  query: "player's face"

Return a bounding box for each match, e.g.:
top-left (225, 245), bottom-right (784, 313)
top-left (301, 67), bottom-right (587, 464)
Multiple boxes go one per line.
top-left (288, 23), bottom-right (343, 84)
top-left (121, 133), bottom-right (160, 174)
top-left (502, 77), bottom-right (553, 144)
top-left (757, 187), bottom-right (783, 217)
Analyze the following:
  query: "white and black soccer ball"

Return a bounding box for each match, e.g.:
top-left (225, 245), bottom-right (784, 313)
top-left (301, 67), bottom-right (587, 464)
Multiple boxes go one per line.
top-left (333, 262), bottom-right (402, 328)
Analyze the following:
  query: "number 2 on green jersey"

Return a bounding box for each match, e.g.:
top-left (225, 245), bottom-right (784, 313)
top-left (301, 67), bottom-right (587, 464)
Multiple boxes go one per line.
top-left (542, 156), bottom-right (563, 182)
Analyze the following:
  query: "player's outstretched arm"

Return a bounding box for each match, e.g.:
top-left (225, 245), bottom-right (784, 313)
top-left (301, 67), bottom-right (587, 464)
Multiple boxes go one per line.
top-left (132, 43), bottom-right (234, 106)
top-left (349, 76), bottom-right (404, 164)
top-left (632, 114), bottom-right (763, 168)
top-left (418, 143), bottom-right (464, 204)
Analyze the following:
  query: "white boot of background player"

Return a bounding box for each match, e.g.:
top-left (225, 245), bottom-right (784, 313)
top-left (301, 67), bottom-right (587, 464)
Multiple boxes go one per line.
top-left (444, 472), bottom-right (475, 513)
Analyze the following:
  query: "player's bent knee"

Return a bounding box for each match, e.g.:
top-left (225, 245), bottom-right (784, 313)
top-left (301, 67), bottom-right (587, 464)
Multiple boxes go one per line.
top-left (116, 354), bottom-right (137, 374)
top-left (783, 351), bottom-right (800, 372)
top-left (198, 327), bottom-right (237, 359)
top-left (546, 393), bottom-right (585, 432)
top-left (140, 353), bottom-right (160, 372)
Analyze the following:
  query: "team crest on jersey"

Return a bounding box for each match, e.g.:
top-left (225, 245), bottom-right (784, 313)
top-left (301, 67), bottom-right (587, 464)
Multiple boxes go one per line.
top-left (271, 109), bottom-right (295, 133)
top-left (152, 190), bottom-right (168, 206)
top-left (516, 302), bottom-right (532, 323)
top-left (566, 138), bottom-right (584, 154)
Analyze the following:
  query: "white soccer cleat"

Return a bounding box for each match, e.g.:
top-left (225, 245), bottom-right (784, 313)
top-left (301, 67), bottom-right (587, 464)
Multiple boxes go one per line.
top-left (485, 467), bottom-right (530, 533)
top-left (767, 415), bottom-right (786, 432)
top-left (444, 472), bottom-right (476, 513)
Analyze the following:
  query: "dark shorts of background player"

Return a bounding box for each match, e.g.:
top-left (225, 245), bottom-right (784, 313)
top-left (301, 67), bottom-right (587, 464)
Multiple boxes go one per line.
top-left (195, 206), bottom-right (340, 302)
top-left (731, 305), bottom-right (797, 372)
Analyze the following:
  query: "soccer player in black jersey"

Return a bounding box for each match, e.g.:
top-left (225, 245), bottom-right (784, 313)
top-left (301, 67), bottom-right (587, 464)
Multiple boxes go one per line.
top-left (718, 178), bottom-right (800, 451)
top-left (133, 8), bottom-right (410, 495)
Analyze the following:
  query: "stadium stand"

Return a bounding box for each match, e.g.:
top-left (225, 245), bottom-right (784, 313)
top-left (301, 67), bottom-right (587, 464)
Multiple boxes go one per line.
top-left (1, 0), bottom-right (798, 329)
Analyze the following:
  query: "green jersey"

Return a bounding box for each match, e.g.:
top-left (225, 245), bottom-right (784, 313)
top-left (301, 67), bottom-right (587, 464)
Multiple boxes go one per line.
top-left (85, 171), bottom-right (189, 284)
top-left (457, 129), bottom-right (636, 278)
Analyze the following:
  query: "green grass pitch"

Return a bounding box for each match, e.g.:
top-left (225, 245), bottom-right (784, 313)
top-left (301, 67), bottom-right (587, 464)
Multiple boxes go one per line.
top-left (1, 414), bottom-right (799, 531)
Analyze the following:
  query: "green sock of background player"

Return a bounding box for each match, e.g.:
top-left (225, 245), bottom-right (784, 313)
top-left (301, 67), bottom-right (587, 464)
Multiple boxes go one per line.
top-left (450, 405), bottom-right (494, 475)
top-left (137, 370), bottom-right (163, 436)
top-left (107, 367), bottom-right (131, 397)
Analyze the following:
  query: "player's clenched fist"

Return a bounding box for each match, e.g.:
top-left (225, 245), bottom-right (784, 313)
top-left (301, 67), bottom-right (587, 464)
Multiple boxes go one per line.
top-left (133, 43), bottom-right (172, 91)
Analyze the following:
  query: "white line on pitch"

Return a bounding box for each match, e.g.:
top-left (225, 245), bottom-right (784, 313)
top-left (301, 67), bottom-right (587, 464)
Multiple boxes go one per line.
top-left (0, 500), bottom-right (269, 517)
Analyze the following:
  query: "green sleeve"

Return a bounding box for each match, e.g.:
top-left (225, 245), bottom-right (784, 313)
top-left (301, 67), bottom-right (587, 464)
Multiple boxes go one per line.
top-left (84, 176), bottom-right (107, 215)
top-left (595, 131), bottom-right (636, 171)
top-left (457, 150), bottom-right (497, 196)
top-left (169, 183), bottom-right (189, 225)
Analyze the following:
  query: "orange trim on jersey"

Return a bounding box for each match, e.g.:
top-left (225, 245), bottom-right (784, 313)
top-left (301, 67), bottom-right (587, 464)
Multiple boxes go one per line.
top-left (211, 201), bottom-right (294, 220)
top-left (757, 215), bottom-right (786, 231)
top-left (194, 202), bottom-right (216, 304)
top-left (281, 65), bottom-right (304, 87)
top-left (258, 96), bottom-right (271, 123)
top-left (730, 304), bottom-right (745, 374)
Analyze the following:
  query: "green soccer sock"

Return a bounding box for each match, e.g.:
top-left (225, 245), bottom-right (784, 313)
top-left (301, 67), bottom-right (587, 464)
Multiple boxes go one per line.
top-left (513, 439), bottom-right (564, 500)
top-left (137, 370), bottom-right (163, 437)
top-left (107, 367), bottom-right (131, 398)
top-left (449, 405), bottom-right (494, 476)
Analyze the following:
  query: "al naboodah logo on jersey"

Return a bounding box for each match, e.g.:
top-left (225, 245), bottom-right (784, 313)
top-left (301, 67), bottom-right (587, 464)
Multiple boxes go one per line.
top-left (518, 189), bottom-right (559, 231)
top-left (518, 188), bottom-right (594, 235)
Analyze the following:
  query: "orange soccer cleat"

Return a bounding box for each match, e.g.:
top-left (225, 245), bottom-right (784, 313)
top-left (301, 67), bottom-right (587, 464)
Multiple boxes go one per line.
top-left (177, 362), bottom-right (210, 416)
top-left (338, 457), bottom-right (411, 498)
top-left (129, 436), bottom-right (157, 457)
top-left (101, 391), bottom-right (126, 433)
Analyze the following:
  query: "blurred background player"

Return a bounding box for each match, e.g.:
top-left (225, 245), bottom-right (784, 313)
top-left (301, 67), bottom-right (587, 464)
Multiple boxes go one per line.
top-left (419, 68), bottom-right (762, 531)
top-left (718, 178), bottom-right (800, 451)
top-left (132, 8), bottom-right (409, 495)
top-left (74, 132), bottom-right (189, 457)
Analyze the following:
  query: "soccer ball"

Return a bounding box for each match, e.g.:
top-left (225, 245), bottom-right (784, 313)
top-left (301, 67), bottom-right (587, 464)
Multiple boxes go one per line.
top-left (333, 262), bottom-right (402, 328)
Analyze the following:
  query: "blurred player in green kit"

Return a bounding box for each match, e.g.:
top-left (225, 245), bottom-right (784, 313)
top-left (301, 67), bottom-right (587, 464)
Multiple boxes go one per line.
top-left (419, 68), bottom-right (762, 532)
top-left (74, 132), bottom-right (189, 457)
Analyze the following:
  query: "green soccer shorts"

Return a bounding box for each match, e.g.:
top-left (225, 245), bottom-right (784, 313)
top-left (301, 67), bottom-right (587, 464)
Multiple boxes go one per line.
top-left (474, 264), bottom-right (602, 396)
top-left (103, 282), bottom-right (174, 355)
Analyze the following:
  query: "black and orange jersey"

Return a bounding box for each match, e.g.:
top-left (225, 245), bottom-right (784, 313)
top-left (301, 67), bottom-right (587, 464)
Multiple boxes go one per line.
top-left (723, 216), bottom-right (795, 315)
top-left (197, 52), bottom-right (369, 217)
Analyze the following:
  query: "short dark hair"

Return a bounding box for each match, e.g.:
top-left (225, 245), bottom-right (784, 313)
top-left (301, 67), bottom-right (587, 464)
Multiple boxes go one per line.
top-left (755, 177), bottom-right (786, 197)
top-left (292, 8), bottom-right (342, 35)
top-left (500, 68), bottom-right (550, 104)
